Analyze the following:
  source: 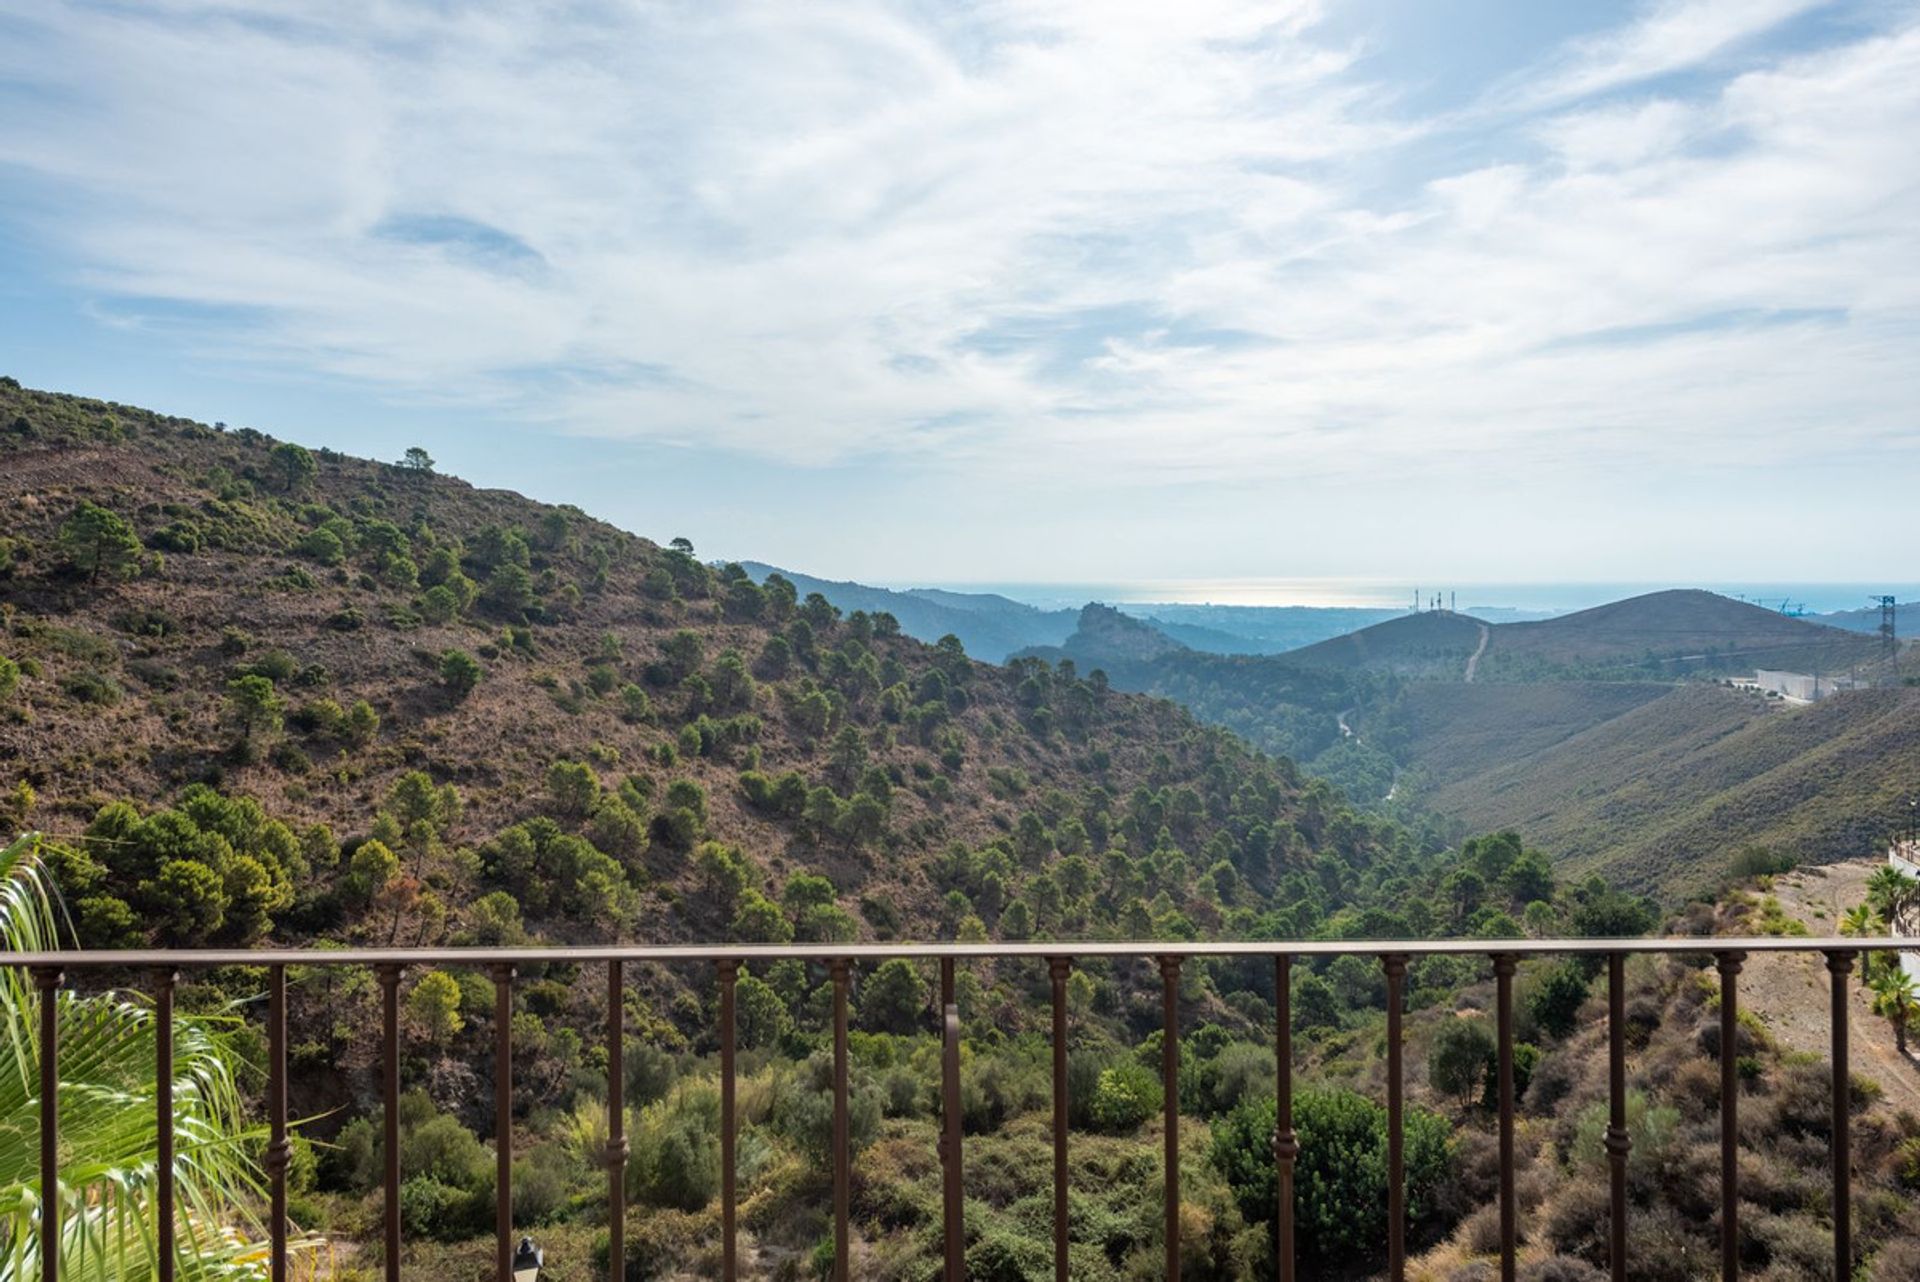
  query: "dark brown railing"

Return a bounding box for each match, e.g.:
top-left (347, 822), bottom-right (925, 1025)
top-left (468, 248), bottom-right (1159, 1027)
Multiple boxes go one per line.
top-left (7, 936), bottom-right (1906, 1282)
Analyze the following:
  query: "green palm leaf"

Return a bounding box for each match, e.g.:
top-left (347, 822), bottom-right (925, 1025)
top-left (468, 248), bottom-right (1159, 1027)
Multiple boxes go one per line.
top-left (0, 833), bottom-right (307, 1282)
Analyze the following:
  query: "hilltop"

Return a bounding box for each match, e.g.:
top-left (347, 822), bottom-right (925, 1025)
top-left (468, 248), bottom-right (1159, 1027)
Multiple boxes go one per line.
top-left (1483, 588), bottom-right (1885, 676)
top-left (1285, 589), bottom-right (1888, 681)
top-left (1285, 610), bottom-right (1487, 676)
top-left (1816, 599), bottom-right (1917, 635)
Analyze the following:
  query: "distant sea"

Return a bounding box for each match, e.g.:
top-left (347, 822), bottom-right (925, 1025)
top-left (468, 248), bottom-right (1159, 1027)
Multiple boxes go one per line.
top-left (902, 580), bottom-right (1920, 616)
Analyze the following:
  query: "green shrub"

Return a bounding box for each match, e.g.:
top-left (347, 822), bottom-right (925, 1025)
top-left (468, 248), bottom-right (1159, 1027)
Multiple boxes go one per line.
top-left (58, 501), bottom-right (143, 583)
top-left (241, 649), bottom-right (299, 683)
top-left (440, 648), bottom-right (483, 698)
top-left (1528, 960), bottom-right (1591, 1041)
top-left (63, 669), bottom-right (123, 706)
top-left (1428, 1016), bottom-right (1495, 1107)
top-left (1087, 1062), bottom-right (1162, 1134)
top-left (1210, 1087), bottom-right (1454, 1268)
top-left (630, 1084), bottom-right (722, 1211)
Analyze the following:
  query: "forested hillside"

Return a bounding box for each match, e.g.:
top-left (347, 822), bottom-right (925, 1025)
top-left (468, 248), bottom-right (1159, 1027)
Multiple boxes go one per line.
top-left (1, 378), bottom-right (1438, 965)
top-left (1016, 605), bottom-right (1374, 770)
top-left (6, 379), bottom-right (1920, 1279)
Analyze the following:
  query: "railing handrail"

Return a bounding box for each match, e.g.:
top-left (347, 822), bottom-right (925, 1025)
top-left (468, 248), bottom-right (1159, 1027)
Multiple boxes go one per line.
top-left (0, 933), bottom-right (1908, 969)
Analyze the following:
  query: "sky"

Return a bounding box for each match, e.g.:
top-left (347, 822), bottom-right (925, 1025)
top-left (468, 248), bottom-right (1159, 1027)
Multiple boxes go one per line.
top-left (1, 0), bottom-right (1917, 588)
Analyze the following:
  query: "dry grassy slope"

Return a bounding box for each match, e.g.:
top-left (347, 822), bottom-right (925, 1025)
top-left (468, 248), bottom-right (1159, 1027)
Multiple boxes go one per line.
top-left (1388, 681), bottom-right (1674, 790)
top-left (1422, 682), bottom-right (1920, 895)
top-left (1283, 609), bottom-right (1484, 675)
top-left (0, 381), bottom-right (1352, 946)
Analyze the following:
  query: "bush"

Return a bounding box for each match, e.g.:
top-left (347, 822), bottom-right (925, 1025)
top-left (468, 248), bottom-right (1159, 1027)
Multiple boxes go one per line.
top-left (630, 1085), bottom-right (722, 1212)
top-left (440, 649), bottom-right (483, 698)
top-left (857, 959), bottom-right (926, 1034)
top-left (1087, 1062), bottom-right (1162, 1133)
top-left (1527, 960), bottom-right (1591, 1040)
top-left (297, 527), bottom-right (346, 564)
top-left (1429, 1016), bottom-right (1495, 1107)
top-left (1210, 1087), bottom-right (1454, 1268)
top-left (58, 501), bottom-right (143, 583)
top-left (546, 759), bottom-right (600, 817)
top-left (398, 1176), bottom-right (482, 1240)
top-left (63, 669), bottom-right (123, 706)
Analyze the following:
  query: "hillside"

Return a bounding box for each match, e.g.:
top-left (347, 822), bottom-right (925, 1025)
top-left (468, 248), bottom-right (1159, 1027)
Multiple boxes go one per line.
top-left (1480, 588), bottom-right (1886, 678)
top-left (1018, 605), bottom-right (1375, 781)
top-left (1283, 609), bottom-right (1486, 676)
top-left (1286, 590), bottom-right (1888, 682)
top-left (1, 379), bottom-right (1445, 965)
top-left (1383, 682), bottom-right (1678, 791)
top-left (1816, 599), bottom-right (1916, 635)
top-left (740, 563), bottom-right (1078, 661)
top-left (1416, 682), bottom-right (1920, 894)
top-left (1118, 602), bottom-right (1412, 654)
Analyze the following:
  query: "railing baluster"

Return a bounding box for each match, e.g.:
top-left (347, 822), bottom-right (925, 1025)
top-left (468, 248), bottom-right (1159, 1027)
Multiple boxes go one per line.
top-left (1160, 956), bottom-right (1181, 1282)
top-left (831, 958), bottom-right (851, 1282)
top-left (268, 964), bottom-right (290, 1282)
top-left (1826, 950), bottom-right (1855, 1281)
top-left (154, 967), bottom-right (177, 1282)
top-left (942, 984), bottom-right (964, 1282)
top-left (35, 966), bottom-right (61, 1282)
top-left (6, 936), bottom-right (1905, 1282)
top-left (1274, 955), bottom-right (1296, 1282)
top-left (1606, 953), bottom-right (1629, 1282)
top-left (1716, 950), bottom-right (1745, 1281)
top-left (607, 961), bottom-right (627, 1282)
top-left (1493, 954), bottom-right (1517, 1282)
top-left (718, 959), bottom-right (738, 1282)
top-left (375, 963), bottom-right (402, 1282)
top-left (491, 964), bottom-right (515, 1282)
top-left (1049, 957), bottom-right (1071, 1281)
top-left (1383, 954), bottom-right (1407, 1282)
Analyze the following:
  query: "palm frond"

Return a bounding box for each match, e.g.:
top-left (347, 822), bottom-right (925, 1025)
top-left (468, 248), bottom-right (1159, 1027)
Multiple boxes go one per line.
top-left (0, 834), bottom-right (312, 1282)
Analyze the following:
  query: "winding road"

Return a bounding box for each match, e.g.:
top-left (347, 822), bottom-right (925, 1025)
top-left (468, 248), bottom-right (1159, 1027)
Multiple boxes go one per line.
top-left (1463, 621), bottom-right (1491, 683)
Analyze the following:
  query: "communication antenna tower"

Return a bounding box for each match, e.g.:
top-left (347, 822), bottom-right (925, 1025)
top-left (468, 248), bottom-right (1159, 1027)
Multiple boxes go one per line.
top-left (1874, 595), bottom-right (1897, 672)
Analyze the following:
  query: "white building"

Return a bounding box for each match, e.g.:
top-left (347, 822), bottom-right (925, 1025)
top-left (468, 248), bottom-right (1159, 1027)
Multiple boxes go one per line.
top-left (1750, 669), bottom-right (1861, 702)
top-left (1892, 839), bottom-right (1920, 983)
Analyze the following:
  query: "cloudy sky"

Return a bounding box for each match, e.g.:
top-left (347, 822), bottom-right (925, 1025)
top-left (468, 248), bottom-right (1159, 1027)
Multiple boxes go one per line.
top-left (2, 0), bottom-right (1916, 588)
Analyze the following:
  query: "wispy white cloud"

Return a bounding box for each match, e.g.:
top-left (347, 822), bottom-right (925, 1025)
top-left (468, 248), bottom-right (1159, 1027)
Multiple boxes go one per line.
top-left (1506, 0), bottom-right (1833, 106)
top-left (0, 0), bottom-right (1916, 527)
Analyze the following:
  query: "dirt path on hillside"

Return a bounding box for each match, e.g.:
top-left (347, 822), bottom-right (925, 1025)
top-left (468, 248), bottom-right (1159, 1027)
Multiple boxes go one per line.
top-left (1463, 622), bottom-right (1490, 683)
top-left (1742, 859), bottom-right (1920, 1114)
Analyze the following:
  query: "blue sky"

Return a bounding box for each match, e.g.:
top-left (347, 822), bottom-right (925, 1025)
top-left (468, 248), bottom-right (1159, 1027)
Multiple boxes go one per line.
top-left (2, 0), bottom-right (1917, 586)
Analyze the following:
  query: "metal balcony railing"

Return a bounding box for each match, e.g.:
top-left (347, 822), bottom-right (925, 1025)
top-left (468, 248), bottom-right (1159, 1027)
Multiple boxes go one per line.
top-left (6, 936), bottom-right (1907, 1282)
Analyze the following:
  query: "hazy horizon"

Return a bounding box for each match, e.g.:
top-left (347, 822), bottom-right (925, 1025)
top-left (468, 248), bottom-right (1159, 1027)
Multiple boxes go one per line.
top-left (842, 576), bottom-right (1920, 615)
top-left (4, 0), bottom-right (1918, 582)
